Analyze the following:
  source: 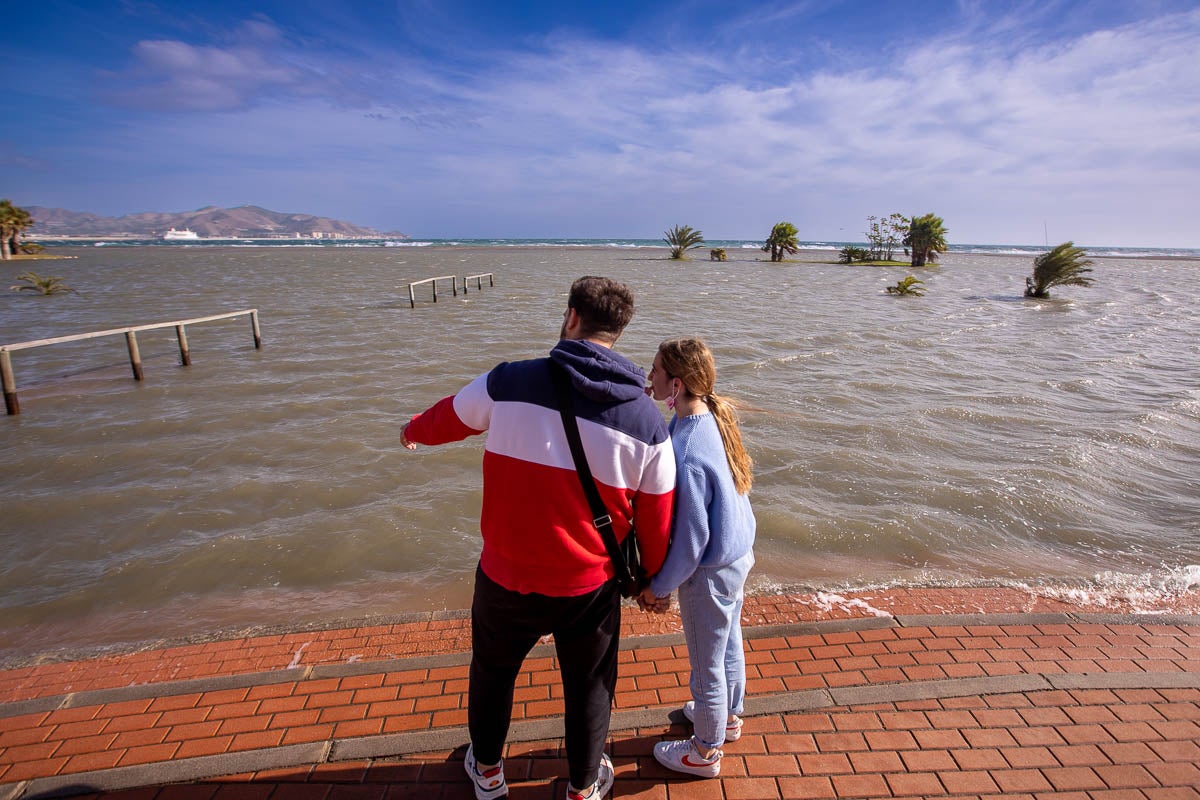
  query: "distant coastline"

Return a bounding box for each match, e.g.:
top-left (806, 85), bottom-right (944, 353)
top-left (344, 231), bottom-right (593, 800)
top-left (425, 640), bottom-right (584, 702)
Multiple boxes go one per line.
top-left (24, 235), bottom-right (1200, 261)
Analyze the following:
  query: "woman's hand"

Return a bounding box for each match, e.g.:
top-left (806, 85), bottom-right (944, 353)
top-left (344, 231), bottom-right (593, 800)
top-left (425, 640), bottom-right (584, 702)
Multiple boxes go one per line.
top-left (638, 586), bottom-right (671, 613)
top-left (401, 423), bottom-right (417, 450)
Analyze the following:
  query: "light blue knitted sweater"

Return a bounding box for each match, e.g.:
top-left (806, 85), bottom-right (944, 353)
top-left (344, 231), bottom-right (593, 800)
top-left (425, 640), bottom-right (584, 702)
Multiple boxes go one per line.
top-left (649, 413), bottom-right (756, 596)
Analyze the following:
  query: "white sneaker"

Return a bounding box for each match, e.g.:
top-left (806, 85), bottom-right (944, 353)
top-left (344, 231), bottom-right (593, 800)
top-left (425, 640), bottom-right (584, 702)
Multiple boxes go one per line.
top-left (653, 737), bottom-right (721, 778)
top-left (464, 743), bottom-right (507, 800)
top-left (683, 700), bottom-right (743, 743)
top-left (565, 753), bottom-right (614, 799)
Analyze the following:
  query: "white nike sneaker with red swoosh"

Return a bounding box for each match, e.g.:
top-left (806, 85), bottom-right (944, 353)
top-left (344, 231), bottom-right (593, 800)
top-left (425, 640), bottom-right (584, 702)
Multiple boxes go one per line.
top-left (652, 737), bottom-right (722, 778)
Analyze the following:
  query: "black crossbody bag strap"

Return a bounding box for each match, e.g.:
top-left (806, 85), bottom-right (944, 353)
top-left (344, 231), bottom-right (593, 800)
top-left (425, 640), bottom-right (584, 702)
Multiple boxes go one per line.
top-left (548, 361), bottom-right (635, 584)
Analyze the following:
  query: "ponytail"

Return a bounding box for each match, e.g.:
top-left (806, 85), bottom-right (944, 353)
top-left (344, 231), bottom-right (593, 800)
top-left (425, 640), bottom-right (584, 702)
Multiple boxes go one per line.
top-left (657, 337), bottom-right (754, 496)
top-left (706, 393), bottom-right (753, 495)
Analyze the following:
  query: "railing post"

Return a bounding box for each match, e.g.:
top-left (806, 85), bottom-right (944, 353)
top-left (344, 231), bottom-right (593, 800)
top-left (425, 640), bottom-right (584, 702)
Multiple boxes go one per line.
top-left (176, 325), bottom-right (191, 366)
top-left (250, 310), bottom-right (262, 349)
top-left (409, 284), bottom-right (416, 309)
top-left (1, 350), bottom-right (18, 416)
top-left (125, 331), bottom-right (144, 380)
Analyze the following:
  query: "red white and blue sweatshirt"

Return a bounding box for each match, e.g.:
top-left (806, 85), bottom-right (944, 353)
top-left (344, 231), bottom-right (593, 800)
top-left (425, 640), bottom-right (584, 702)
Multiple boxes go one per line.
top-left (405, 339), bottom-right (676, 597)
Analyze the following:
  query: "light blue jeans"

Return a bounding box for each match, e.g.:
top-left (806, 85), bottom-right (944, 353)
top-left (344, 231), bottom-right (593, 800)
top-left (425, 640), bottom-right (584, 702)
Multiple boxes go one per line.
top-left (677, 550), bottom-right (754, 750)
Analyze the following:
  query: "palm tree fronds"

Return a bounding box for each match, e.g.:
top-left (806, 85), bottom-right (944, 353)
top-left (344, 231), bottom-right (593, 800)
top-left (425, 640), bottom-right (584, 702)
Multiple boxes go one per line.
top-left (1026, 241), bottom-right (1094, 298)
top-left (885, 275), bottom-right (926, 296)
top-left (664, 225), bottom-right (705, 259)
top-left (9, 271), bottom-right (72, 295)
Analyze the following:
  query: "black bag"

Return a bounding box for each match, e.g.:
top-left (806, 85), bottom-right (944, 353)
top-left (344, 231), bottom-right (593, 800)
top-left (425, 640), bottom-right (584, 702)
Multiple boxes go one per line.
top-left (549, 361), bottom-right (648, 598)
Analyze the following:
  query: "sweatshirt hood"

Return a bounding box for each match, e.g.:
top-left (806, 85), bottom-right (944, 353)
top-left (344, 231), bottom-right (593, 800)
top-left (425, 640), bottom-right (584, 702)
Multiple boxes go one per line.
top-left (549, 339), bottom-right (647, 403)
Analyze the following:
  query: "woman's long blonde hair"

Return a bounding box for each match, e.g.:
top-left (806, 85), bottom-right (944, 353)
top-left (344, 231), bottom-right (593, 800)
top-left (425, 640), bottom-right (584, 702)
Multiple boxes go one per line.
top-left (657, 338), bottom-right (753, 495)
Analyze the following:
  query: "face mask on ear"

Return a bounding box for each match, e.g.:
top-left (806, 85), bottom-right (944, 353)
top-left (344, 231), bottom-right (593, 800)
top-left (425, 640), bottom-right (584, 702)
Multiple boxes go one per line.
top-left (666, 385), bottom-right (680, 410)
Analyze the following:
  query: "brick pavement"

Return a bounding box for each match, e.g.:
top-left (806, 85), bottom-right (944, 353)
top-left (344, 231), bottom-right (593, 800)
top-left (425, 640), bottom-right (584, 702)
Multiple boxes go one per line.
top-left (2, 587), bottom-right (1199, 799)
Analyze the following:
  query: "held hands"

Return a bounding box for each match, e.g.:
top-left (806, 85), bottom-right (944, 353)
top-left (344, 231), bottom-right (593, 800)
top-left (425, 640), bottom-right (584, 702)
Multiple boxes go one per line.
top-left (637, 586), bottom-right (671, 614)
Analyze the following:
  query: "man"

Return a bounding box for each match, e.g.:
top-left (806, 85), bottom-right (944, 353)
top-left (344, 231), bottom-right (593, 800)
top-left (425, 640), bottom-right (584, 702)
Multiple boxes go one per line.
top-left (401, 276), bottom-right (675, 800)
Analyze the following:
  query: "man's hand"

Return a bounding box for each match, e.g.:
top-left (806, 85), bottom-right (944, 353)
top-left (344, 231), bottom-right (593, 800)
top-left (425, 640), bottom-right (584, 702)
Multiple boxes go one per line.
top-left (638, 586), bottom-right (671, 613)
top-left (401, 423), bottom-right (417, 451)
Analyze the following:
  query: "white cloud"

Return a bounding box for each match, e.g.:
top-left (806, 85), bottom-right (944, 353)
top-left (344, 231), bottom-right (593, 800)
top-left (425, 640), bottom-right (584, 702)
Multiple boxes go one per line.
top-left (70, 6), bottom-right (1200, 244)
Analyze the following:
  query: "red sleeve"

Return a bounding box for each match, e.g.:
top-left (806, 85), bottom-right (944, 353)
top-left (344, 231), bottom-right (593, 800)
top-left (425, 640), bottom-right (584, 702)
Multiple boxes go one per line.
top-left (405, 395), bottom-right (483, 445)
top-left (633, 487), bottom-right (674, 577)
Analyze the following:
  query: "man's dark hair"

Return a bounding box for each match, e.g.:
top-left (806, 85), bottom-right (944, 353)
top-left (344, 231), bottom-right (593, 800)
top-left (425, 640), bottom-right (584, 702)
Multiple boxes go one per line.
top-left (568, 276), bottom-right (635, 342)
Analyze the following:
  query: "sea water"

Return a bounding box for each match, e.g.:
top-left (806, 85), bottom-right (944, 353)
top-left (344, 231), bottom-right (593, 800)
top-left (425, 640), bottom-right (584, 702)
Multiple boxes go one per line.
top-left (2, 243), bottom-right (1198, 664)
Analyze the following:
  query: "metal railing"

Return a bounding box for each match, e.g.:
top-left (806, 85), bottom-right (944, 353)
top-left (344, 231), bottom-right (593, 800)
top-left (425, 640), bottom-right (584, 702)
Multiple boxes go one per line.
top-left (1, 309), bottom-right (261, 415)
top-left (407, 273), bottom-right (496, 307)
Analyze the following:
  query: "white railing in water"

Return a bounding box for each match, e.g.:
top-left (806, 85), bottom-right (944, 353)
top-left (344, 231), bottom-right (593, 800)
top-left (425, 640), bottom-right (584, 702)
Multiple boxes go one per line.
top-left (1, 309), bottom-right (261, 415)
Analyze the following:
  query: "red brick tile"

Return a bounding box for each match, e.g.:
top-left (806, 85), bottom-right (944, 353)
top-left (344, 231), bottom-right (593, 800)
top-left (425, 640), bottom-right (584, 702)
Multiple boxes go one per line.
top-left (825, 774), bottom-right (887, 798)
top-left (281, 724), bottom-right (335, 745)
top-left (763, 734), bottom-right (816, 754)
top-left (913, 729), bottom-right (968, 749)
top-left (111, 728), bottom-right (169, 749)
top-left (812, 731), bottom-right (866, 752)
top-left (741, 754), bottom-right (797, 776)
top-left (937, 769), bottom-right (1000, 794)
top-left (720, 777), bottom-right (782, 799)
top-left (117, 741), bottom-right (180, 767)
top-left (999, 744), bottom-right (1057, 768)
top-left (776, 776), bottom-right (835, 799)
top-left (900, 749), bottom-right (956, 772)
top-left (174, 736), bottom-right (235, 759)
top-left (62, 749), bottom-right (125, 775)
top-left (1094, 763), bottom-right (1155, 788)
top-left (794, 752), bottom-right (851, 775)
top-left (992, 767), bottom-right (1054, 792)
top-left (229, 730), bottom-right (285, 752)
top-left (218, 715), bottom-right (272, 736)
top-left (885, 771), bottom-right (944, 797)
top-left (50, 731), bottom-right (119, 757)
top-left (847, 750), bottom-right (904, 773)
top-left (1044, 766), bottom-right (1106, 790)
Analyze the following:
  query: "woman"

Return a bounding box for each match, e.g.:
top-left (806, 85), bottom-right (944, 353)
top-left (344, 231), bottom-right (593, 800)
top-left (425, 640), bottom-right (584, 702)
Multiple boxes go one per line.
top-left (642, 337), bottom-right (756, 778)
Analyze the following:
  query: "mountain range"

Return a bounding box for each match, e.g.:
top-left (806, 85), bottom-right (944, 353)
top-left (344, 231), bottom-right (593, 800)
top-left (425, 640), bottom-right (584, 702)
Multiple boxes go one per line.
top-left (26, 205), bottom-right (402, 239)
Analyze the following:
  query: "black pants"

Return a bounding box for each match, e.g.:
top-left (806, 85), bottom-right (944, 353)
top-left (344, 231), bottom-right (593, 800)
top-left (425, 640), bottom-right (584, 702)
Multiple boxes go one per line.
top-left (468, 563), bottom-right (621, 790)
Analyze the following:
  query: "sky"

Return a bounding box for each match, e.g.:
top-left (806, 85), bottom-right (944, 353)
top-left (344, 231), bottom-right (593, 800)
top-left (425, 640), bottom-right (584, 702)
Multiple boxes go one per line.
top-left (5, 0), bottom-right (1200, 246)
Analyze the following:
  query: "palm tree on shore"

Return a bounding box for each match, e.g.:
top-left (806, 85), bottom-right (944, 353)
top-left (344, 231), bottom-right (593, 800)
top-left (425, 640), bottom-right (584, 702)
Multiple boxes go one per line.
top-left (0, 200), bottom-right (34, 260)
top-left (762, 221), bottom-right (800, 262)
top-left (1024, 242), bottom-right (1094, 298)
top-left (664, 225), bottom-right (705, 259)
top-left (902, 213), bottom-right (948, 267)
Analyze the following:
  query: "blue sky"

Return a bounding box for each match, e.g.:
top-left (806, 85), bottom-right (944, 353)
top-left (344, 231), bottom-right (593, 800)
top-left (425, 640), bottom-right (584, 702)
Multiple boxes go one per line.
top-left (5, 0), bottom-right (1199, 246)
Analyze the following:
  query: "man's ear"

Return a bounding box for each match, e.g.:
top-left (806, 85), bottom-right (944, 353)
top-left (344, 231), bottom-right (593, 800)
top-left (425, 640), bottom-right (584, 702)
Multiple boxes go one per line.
top-left (563, 307), bottom-right (581, 336)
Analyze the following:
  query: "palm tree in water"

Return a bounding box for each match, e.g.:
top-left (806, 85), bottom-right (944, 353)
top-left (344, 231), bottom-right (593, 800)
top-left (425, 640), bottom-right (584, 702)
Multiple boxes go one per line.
top-left (664, 225), bottom-right (705, 259)
top-left (903, 213), bottom-right (948, 267)
top-left (762, 221), bottom-right (800, 262)
top-left (1024, 242), bottom-right (1095, 298)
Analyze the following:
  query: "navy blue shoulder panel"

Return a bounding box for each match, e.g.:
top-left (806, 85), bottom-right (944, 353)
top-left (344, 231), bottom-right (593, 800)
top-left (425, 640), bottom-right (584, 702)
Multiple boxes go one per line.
top-left (486, 358), bottom-right (668, 447)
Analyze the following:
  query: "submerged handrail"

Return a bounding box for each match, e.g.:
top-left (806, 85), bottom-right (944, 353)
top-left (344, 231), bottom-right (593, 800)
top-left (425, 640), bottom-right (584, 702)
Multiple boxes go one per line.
top-left (462, 272), bottom-right (495, 293)
top-left (407, 276), bottom-right (458, 308)
top-left (1, 309), bottom-right (261, 415)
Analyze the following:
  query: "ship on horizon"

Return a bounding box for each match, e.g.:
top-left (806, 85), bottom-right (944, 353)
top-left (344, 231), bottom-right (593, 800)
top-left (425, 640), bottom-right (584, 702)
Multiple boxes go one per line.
top-left (163, 227), bottom-right (200, 240)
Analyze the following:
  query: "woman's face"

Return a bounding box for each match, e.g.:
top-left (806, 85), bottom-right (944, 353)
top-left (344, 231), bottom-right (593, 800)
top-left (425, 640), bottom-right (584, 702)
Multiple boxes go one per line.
top-left (647, 352), bottom-right (675, 402)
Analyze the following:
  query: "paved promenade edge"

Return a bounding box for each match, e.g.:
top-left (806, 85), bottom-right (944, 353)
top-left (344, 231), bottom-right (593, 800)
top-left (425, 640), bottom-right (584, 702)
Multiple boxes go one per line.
top-left (4, 609), bottom-right (1200, 799)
